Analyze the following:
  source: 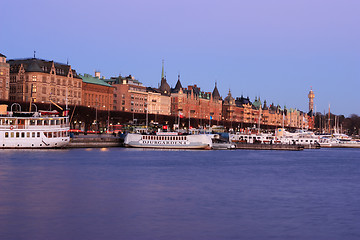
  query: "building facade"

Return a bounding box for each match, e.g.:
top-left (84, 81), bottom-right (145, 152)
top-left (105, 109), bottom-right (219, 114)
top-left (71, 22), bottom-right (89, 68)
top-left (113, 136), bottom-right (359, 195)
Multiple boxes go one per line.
top-left (168, 76), bottom-right (222, 123)
top-left (7, 58), bottom-right (82, 105)
top-left (80, 73), bottom-right (114, 110)
top-left (0, 53), bottom-right (9, 100)
top-left (106, 75), bottom-right (147, 113)
top-left (147, 88), bottom-right (171, 115)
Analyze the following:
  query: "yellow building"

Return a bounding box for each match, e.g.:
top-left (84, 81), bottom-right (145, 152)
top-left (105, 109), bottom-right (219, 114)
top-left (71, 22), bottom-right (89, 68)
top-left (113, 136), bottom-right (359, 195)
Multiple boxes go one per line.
top-left (147, 88), bottom-right (171, 115)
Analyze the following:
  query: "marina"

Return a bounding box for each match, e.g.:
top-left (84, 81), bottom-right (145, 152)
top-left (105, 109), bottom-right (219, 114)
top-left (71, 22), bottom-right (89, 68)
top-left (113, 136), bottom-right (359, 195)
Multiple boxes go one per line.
top-left (1, 147), bottom-right (360, 240)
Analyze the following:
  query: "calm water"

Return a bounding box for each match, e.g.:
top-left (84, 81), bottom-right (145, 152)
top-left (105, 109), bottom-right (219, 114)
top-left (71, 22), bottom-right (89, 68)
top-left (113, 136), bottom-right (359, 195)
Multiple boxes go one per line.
top-left (0, 148), bottom-right (360, 240)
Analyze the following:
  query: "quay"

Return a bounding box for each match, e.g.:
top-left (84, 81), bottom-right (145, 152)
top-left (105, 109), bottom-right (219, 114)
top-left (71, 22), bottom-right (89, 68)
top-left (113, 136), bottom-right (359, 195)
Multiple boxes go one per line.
top-left (68, 134), bottom-right (123, 148)
top-left (67, 135), bottom-right (305, 150)
top-left (235, 143), bottom-right (304, 151)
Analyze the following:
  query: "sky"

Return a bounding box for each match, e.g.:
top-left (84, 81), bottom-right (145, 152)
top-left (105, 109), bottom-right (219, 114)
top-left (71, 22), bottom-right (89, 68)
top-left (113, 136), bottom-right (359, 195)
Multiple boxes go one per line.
top-left (1, 0), bottom-right (359, 116)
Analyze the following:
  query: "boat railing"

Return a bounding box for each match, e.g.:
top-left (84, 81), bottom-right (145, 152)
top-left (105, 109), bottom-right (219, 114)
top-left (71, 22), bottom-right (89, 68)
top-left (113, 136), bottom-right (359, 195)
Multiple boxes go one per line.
top-left (0, 123), bottom-right (69, 130)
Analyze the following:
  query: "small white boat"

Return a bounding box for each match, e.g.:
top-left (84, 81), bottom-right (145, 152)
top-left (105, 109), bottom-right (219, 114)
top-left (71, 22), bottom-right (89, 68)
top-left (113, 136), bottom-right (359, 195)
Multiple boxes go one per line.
top-left (319, 133), bottom-right (360, 148)
top-left (230, 131), bottom-right (280, 144)
top-left (278, 129), bottom-right (320, 146)
top-left (124, 132), bottom-right (213, 150)
top-left (0, 104), bottom-right (70, 149)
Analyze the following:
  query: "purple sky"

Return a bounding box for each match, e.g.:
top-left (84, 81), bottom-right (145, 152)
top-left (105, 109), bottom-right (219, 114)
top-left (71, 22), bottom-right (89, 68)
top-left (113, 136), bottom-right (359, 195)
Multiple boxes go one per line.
top-left (1, 0), bottom-right (359, 116)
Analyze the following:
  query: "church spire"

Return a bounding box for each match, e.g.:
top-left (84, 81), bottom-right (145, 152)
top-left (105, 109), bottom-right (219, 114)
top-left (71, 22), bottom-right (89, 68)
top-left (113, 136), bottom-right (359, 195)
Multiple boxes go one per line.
top-left (161, 60), bottom-right (165, 79)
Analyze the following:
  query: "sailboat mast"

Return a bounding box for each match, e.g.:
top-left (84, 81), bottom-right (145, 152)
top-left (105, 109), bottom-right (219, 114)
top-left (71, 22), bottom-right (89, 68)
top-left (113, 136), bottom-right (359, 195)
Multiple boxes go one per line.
top-left (328, 104), bottom-right (331, 134)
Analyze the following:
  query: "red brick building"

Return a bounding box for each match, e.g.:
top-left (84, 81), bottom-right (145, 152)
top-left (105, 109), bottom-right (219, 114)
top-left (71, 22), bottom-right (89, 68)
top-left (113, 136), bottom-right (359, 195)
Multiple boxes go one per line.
top-left (168, 77), bottom-right (222, 123)
top-left (106, 75), bottom-right (147, 113)
top-left (80, 73), bottom-right (114, 110)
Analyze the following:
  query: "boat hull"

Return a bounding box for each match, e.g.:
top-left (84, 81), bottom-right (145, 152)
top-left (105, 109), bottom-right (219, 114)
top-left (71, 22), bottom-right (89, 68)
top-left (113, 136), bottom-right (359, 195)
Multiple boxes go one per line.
top-left (124, 133), bottom-right (212, 150)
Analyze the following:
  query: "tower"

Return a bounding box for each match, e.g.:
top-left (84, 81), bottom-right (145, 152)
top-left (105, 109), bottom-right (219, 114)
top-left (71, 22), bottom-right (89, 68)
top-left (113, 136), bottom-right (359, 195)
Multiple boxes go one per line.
top-left (308, 87), bottom-right (315, 113)
top-left (0, 53), bottom-right (10, 100)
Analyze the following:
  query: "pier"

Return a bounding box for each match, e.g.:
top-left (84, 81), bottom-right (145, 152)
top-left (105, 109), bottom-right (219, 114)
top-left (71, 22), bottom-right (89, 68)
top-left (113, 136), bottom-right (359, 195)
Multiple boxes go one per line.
top-left (235, 143), bottom-right (304, 151)
top-left (68, 135), bottom-right (123, 148)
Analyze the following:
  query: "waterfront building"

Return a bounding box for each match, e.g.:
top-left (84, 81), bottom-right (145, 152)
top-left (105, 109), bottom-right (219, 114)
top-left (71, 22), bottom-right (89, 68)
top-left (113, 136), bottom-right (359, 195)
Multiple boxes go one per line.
top-left (106, 75), bottom-right (147, 113)
top-left (7, 58), bottom-right (82, 105)
top-left (0, 53), bottom-right (9, 100)
top-left (147, 87), bottom-right (171, 115)
top-left (170, 80), bottom-right (223, 122)
top-left (80, 73), bottom-right (114, 110)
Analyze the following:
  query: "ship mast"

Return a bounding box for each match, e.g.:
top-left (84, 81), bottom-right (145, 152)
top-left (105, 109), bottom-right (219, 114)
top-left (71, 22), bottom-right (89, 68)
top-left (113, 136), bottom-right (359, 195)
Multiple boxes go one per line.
top-left (328, 104), bottom-right (331, 134)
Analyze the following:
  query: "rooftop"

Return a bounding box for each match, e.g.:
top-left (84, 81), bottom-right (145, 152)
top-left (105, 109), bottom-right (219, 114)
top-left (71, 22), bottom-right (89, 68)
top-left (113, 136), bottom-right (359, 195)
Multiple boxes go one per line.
top-left (80, 73), bottom-right (113, 87)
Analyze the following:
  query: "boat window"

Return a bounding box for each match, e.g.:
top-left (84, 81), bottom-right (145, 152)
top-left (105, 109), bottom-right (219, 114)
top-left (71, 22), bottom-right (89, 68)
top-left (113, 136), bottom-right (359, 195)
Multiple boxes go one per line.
top-left (27, 132), bottom-right (30, 138)
top-left (37, 120), bottom-right (42, 125)
top-left (48, 132), bottom-right (52, 138)
top-left (44, 120), bottom-right (49, 125)
top-left (32, 132), bottom-right (35, 138)
top-left (56, 120), bottom-right (60, 125)
top-left (51, 120), bottom-right (56, 125)
top-left (10, 132), bottom-right (14, 138)
top-left (54, 132), bottom-right (57, 138)
top-left (16, 132), bottom-right (20, 138)
top-left (5, 132), bottom-right (8, 138)
top-left (9, 119), bottom-right (15, 125)
top-left (30, 120), bottom-right (36, 125)
top-left (21, 132), bottom-right (25, 138)
top-left (44, 132), bottom-right (48, 137)
top-left (37, 132), bottom-right (40, 138)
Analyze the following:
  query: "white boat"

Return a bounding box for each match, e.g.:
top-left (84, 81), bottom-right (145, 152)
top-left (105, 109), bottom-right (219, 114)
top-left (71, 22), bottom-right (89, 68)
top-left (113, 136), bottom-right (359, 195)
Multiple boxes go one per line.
top-left (229, 131), bottom-right (280, 144)
top-left (276, 129), bottom-right (320, 146)
top-left (318, 133), bottom-right (360, 148)
top-left (318, 136), bottom-right (339, 147)
top-left (0, 105), bottom-right (70, 149)
top-left (124, 132), bottom-right (213, 149)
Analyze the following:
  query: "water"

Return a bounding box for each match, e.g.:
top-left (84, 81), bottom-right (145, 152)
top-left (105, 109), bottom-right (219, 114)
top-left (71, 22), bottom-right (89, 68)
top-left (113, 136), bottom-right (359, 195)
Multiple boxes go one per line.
top-left (0, 148), bottom-right (360, 240)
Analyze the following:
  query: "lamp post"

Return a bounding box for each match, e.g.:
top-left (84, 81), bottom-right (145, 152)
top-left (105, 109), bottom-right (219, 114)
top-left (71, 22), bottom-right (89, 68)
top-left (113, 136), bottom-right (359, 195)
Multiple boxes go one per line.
top-left (95, 98), bottom-right (98, 132)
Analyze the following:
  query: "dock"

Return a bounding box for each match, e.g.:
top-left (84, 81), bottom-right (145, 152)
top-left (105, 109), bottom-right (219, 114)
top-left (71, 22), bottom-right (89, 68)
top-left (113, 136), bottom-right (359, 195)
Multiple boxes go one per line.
top-left (235, 143), bottom-right (304, 151)
top-left (68, 135), bottom-right (123, 148)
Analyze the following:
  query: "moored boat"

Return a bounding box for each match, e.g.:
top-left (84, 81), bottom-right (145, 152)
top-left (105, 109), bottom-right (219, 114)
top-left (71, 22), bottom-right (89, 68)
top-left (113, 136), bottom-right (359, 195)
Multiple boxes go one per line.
top-left (0, 104), bottom-right (70, 149)
top-left (124, 132), bottom-right (213, 150)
